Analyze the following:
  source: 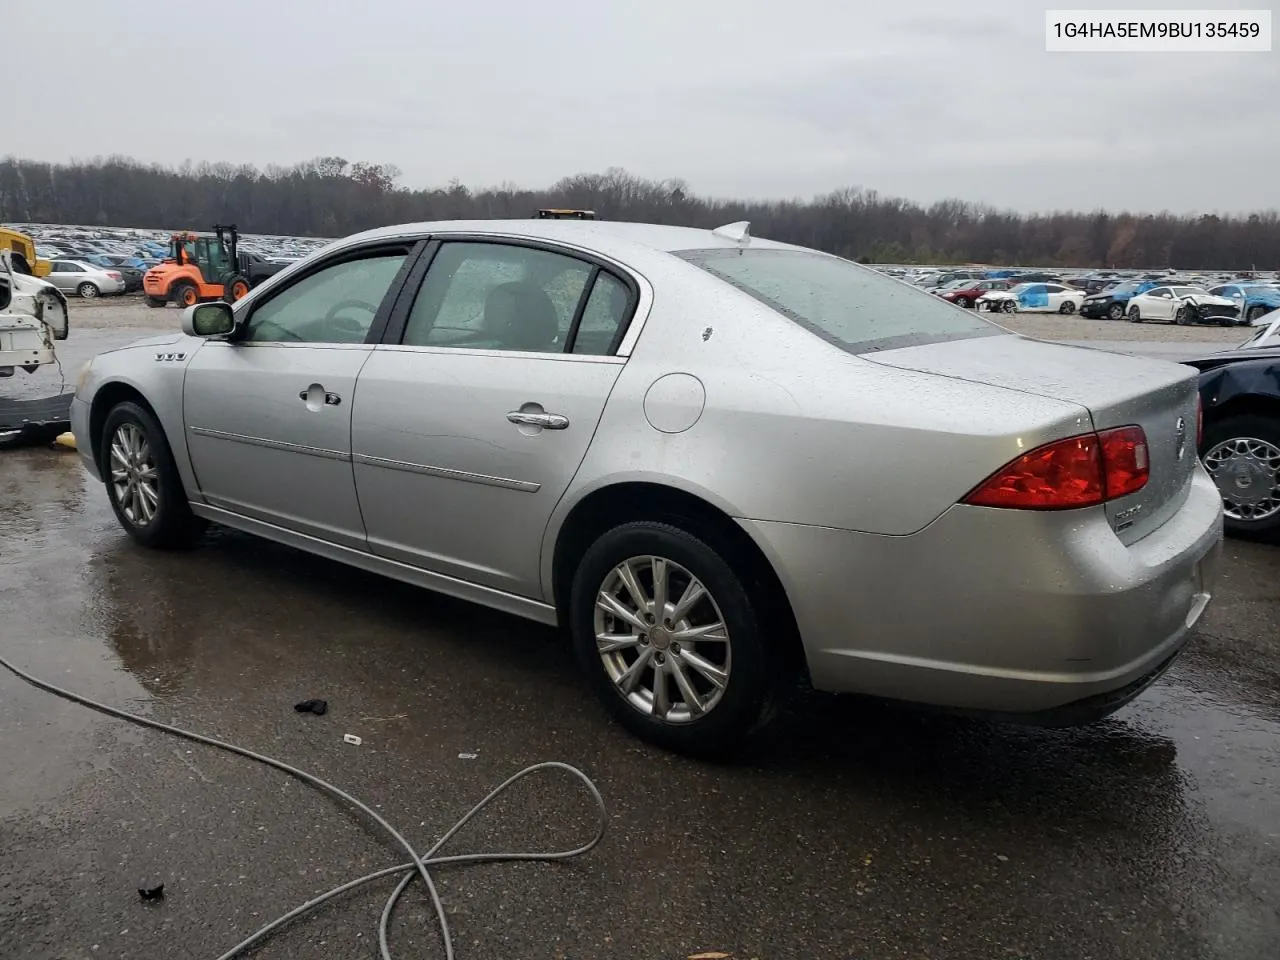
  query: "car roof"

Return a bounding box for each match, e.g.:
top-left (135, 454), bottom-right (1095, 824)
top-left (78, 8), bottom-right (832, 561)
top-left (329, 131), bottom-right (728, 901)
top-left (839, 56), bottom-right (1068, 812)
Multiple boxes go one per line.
top-left (336, 218), bottom-right (802, 259)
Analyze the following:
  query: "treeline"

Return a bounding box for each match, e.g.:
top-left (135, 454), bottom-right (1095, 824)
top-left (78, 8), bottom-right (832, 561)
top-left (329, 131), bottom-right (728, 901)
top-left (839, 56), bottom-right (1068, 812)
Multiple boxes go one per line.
top-left (2, 155), bottom-right (1278, 270)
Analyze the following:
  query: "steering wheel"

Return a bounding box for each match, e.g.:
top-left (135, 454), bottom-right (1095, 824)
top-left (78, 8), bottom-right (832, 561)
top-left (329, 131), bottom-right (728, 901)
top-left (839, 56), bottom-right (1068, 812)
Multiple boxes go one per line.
top-left (324, 299), bottom-right (377, 326)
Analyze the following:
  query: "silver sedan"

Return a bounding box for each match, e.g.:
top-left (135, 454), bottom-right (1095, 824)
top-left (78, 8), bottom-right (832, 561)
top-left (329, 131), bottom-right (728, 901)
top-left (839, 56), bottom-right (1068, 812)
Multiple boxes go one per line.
top-left (71, 219), bottom-right (1223, 753)
top-left (46, 259), bottom-right (126, 298)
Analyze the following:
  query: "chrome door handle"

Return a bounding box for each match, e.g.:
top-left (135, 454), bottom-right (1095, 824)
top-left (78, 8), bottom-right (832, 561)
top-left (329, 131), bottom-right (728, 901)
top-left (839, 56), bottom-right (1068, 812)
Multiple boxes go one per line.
top-left (507, 411), bottom-right (569, 430)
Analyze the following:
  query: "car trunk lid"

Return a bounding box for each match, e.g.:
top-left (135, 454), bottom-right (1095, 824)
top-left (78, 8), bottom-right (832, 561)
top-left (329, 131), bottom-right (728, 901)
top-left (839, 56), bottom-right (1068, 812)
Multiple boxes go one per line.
top-left (865, 334), bottom-right (1201, 544)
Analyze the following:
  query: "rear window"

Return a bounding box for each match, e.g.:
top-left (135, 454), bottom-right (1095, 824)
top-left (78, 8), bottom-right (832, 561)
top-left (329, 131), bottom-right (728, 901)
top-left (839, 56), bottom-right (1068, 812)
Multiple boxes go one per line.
top-left (677, 248), bottom-right (997, 352)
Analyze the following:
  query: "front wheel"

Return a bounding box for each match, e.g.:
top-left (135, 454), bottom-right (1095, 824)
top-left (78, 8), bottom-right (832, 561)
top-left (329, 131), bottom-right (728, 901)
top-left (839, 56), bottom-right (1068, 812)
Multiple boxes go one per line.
top-left (570, 521), bottom-right (777, 755)
top-left (1108, 303), bottom-right (1125, 320)
top-left (1128, 306), bottom-right (1143, 322)
top-left (77, 282), bottom-right (100, 299)
top-left (1201, 415), bottom-right (1280, 542)
top-left (1175, 304), bottom-right (1195, 325)
top-left (101, 401), bottom-right (205, 548)
top-left (1000, 299), bottom-right (1017, 314)
top-left (170, 282), bottom-right (199, 308)
top-left (954, 296), bottom-right (970, 308)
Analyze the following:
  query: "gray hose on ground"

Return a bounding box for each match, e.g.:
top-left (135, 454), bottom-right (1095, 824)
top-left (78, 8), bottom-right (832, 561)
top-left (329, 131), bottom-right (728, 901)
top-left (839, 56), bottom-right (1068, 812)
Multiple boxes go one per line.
top-left (0, 652), bottom-right (607, 960)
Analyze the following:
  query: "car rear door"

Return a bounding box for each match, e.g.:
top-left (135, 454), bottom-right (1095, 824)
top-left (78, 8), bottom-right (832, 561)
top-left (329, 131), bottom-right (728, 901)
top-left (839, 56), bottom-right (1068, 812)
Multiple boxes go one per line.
top-left (183, 241), bottom-right (419, 549)
top-left (351, 238), bottom-right (638, 600)
top-left (48, 262), bottom-right (76, 292)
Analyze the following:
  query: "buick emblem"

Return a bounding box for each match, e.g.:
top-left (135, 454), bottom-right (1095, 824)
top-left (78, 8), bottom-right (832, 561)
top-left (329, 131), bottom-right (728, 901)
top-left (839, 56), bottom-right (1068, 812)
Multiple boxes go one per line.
top-left (1174, 416), bottom-right (1187, 461)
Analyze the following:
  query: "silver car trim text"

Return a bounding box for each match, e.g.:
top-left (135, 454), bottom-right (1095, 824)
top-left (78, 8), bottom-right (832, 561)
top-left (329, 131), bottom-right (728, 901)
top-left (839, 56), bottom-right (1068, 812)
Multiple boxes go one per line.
top-left (352, 453), bottom-right (541, 492)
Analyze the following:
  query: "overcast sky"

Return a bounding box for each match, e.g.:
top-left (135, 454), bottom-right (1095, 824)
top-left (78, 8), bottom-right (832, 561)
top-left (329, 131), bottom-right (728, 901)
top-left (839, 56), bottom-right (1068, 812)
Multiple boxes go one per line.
top-left (11, 0), bottom-right (1277, 213)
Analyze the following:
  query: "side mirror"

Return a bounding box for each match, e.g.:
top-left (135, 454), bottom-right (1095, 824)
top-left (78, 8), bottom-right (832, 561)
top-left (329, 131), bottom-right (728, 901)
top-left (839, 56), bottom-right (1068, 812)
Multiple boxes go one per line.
top-left (183, 301), bottom-right (235, 338)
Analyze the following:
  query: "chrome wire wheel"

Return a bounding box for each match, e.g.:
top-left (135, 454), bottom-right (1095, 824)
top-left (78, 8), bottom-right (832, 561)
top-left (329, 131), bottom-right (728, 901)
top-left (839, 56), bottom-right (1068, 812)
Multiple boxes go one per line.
top-left (109, 421), bottom-right (160, 527)
top-left (594, 555), bottom-right (731, 723)
top-left (1203, 436), bottom-right (1280, 522)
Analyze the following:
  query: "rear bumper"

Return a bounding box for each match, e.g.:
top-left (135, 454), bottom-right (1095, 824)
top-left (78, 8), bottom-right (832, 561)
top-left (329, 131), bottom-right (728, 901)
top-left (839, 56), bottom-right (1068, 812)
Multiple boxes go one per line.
top-left (740, 467), bottom-right (1223, 720)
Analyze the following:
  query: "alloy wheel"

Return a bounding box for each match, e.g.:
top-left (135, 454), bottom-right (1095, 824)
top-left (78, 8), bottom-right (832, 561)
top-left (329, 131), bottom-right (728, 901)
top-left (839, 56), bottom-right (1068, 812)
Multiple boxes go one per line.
top-left (109, 422), bottom-right (160, 526)
top-left (1203, 436), bottom-right (1280, 522)
top-left (594, 555), bottom-right (731, 722)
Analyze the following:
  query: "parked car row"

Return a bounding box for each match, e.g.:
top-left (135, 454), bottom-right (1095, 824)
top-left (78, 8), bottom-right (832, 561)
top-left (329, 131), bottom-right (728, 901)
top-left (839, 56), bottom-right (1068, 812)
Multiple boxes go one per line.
top-left (3, 222), bottom-right (330, 297)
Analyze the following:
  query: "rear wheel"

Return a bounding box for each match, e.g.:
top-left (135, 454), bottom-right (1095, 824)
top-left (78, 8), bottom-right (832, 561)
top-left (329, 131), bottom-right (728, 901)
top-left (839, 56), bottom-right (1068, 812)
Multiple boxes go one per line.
top-left (1128, 306), bottom-right (1143, 322)
top-left (1058, 300), bottom-right (1075, 314)
top-left (570, 521), bottom-right (777, 755)
top-left (223, 274), bottom-right (251, 303)
top-left (101, 401), bottom-right (205, 548)
top-left (170, 282), bottom-right (199, 308)
top-left (1201, 414), bottom-right (1280, 541)
top-left (77, 282), bottom-right (100, 299)
top-left (1108, 303), bottom-right (1125, 320)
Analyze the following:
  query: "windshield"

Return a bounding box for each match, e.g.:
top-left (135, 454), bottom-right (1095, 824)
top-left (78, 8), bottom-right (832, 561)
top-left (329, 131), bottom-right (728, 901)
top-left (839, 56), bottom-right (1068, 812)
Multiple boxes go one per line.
top-left (1169, 287), bottom-right (1204, 296)
top-left (678, 248), bottom-right (998, 352)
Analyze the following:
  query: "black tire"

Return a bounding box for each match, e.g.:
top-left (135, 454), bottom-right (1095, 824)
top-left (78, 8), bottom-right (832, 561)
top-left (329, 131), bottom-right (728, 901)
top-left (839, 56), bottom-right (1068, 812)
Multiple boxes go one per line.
top-left (170, 282), bottom-right (199, 308)
top-left (1128, 306), bottom-right (1142, 322)
top-left (1200, 414), bottom-right (1280, 542)
top-left (1175, 304), bottom-right (1194, 325)
top-left (100, 401), bottom-right (205, 549)
top-left (77, 281), bottom-right (100, 299)
top-left (222, 273), bottom-right (251, 303)
top-left (1000, 299), bottom-right (1017, 314)
top-left (1247, 305), bottom-right (1269, 323)
top-left (1108, 303), bottom-right (1125, 320)
top-left (145, 296), bottom-right (167, 308)
top-left (1058, 300), bottom-right (1076, 314)
top-left (954, 295), bottom-right (970, 308)
top-left (569, 521), bottom-right (777, 755)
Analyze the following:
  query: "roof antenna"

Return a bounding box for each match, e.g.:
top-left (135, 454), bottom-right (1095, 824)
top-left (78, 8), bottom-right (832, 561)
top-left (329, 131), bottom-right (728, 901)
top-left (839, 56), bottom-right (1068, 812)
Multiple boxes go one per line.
top-left (712, 221), bottom-right (750, 245)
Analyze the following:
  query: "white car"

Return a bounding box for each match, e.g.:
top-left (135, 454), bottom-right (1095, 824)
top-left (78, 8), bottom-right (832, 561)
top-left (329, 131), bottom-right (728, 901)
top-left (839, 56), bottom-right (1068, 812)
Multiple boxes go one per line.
top-left (976, 282), bottom-right (1085, 315)
top-left (45, 259), bottom-right (126, 299)
top-left (1126, 286), bottom-right (1240, 326)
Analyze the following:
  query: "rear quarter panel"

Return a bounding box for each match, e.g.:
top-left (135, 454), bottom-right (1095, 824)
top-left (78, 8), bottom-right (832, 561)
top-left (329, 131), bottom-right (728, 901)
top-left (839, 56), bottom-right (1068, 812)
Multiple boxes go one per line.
top-left (541, 260), bottom-right (1092, 592)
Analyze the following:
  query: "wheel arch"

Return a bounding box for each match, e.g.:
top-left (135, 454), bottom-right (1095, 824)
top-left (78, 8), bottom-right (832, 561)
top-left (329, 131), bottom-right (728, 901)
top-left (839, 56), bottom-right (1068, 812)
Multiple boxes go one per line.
top-left (548, 479), bottom-right (807, 680)
top-left (88, 380), bottom-right (162, 475)
top-left (1201, 392), bottom-right (1280, 434)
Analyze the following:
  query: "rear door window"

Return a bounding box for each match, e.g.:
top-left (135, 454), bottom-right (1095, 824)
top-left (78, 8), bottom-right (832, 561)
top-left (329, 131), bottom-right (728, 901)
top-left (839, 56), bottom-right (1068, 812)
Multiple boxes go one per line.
top-left (677, 248), bottom-right (995, 353)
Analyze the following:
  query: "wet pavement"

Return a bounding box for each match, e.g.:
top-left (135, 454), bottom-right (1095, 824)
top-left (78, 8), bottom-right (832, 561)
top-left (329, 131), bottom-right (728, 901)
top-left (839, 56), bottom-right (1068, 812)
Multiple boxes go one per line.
top-left (2, 440), bottom-right (1279, 960)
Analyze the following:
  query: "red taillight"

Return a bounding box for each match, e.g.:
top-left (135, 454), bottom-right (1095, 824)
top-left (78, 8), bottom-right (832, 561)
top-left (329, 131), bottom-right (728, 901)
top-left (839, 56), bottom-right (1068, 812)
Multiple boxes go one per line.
top-left (964, 426), bottom-right (1148, 510)
top-left (107, 271), bottom-right (122, 279)
top-left (1098, 425), bottom-right (1149, 499)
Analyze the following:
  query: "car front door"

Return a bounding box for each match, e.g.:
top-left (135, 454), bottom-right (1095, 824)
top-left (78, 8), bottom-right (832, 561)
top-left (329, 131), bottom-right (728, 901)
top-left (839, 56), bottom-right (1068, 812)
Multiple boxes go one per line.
top-left (351, 239), bottom-right (637, 600)
top-left (182, 242), bottom-right (417, 549)
top-left (1146, 288), bottom-right (1175, 319)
